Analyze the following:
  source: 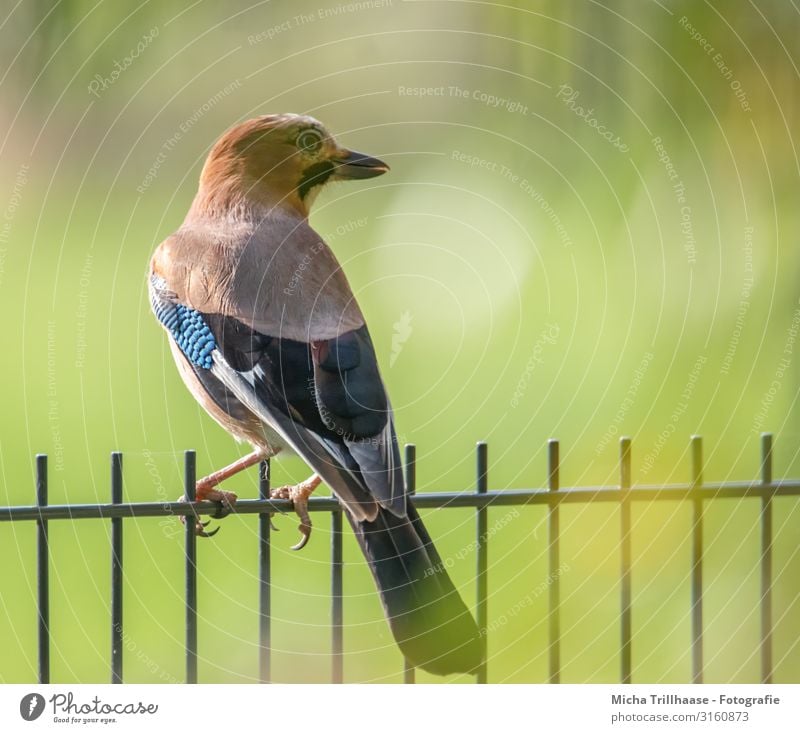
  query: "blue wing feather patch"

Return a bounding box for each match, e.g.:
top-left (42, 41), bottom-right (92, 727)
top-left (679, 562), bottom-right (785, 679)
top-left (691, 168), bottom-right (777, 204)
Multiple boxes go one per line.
top-left (152, 296), bottom-right (216, 369)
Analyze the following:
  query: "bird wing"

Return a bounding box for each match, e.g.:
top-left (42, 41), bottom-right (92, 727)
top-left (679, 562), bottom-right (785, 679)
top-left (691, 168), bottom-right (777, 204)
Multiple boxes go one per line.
top-left (150, 222), bottom-right (406, 522)
top-left (151, 217), bottom-right (364, 342)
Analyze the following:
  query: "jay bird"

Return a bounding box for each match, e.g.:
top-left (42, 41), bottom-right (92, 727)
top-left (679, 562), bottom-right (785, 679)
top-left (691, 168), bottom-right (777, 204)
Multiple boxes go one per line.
top-left (149, 114), bottom-right (482, 675)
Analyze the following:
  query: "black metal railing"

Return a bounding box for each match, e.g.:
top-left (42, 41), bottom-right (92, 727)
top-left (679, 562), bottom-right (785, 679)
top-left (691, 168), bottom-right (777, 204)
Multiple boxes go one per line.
top-left (1, 433), bottom-right (796, 684)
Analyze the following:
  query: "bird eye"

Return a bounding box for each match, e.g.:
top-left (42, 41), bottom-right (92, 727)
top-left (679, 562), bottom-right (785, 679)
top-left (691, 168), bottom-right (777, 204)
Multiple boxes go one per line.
top-left (297, 129), bottom-right (323, 155)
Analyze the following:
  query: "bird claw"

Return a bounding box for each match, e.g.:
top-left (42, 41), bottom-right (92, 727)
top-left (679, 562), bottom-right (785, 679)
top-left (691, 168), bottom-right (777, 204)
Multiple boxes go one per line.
top-left (177, 507), bottom-right (221, 538)
top-left (270, 483), bottom-right (314, 550)
top-left (291, 519), bottom-right (312, 551)
top-left (197, 523), bottom-right (220, 538)
top-left (177, 487), bottom-right (238, 538)
top-left (211, 500), bottom-right (233, 520)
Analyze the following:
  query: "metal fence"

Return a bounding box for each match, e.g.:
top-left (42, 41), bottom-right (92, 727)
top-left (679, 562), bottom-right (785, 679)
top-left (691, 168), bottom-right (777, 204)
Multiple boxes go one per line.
top-left (0, 433), bottom-right (795, 685)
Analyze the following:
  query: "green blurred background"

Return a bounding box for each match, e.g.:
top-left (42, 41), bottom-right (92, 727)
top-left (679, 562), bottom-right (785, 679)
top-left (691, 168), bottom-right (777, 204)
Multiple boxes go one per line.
top-left (0, 0), bottom-right (798, 683)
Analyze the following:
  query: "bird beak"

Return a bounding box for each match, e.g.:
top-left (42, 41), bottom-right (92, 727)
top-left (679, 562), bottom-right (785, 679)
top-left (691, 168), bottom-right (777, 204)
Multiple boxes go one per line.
top-left (333, 149), bottom-right (390, 179)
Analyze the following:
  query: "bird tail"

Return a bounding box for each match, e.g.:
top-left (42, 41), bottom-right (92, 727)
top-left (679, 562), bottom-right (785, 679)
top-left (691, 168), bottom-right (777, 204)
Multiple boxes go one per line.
top-left (344, 501), bottom-right (483, 676)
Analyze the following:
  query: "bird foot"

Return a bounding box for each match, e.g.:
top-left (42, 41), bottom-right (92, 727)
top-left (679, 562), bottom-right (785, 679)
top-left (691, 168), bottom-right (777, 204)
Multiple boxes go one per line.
top-left (178, 484), bottom-right (238, 538)
top-left (270, 476), bottom-right (319, 550)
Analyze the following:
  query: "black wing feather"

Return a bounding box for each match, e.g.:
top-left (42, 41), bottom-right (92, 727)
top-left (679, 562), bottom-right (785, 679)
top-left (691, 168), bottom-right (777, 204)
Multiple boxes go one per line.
top-left (204, 313), bottom-right (406, 519)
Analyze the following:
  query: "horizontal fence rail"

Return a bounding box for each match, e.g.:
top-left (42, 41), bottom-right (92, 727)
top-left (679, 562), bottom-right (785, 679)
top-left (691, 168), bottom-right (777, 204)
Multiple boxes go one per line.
top-left (6, 480), bottom-right (800, 522)
top-left (0, 434), bottom-right (793, 684)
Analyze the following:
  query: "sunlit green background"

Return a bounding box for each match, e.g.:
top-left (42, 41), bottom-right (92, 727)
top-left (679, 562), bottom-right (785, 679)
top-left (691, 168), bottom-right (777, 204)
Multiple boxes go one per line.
top-left (0, 0), bottom-right (798, 684)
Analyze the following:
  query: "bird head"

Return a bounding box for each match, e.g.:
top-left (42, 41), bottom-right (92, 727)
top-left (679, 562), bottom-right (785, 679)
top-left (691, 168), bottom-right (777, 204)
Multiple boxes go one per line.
top-left (196, 113), bottom-right (389, 217)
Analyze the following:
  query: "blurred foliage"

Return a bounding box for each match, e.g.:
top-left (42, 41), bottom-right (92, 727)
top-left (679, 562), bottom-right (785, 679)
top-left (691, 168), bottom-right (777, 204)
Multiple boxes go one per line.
top-left (0, 0), bottom-right (798, 683)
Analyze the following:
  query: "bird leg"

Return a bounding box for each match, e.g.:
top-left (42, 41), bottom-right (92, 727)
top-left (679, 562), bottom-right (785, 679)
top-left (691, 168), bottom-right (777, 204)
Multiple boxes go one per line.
top-left (180, 448), bottom-right (268, 537)
top-left (270, 474), bottom-right (322, 550)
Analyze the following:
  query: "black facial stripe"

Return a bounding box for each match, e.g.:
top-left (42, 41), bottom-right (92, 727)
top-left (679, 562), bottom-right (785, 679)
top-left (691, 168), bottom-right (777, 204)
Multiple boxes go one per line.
top-left (298, 160), bottom-right (335, 199)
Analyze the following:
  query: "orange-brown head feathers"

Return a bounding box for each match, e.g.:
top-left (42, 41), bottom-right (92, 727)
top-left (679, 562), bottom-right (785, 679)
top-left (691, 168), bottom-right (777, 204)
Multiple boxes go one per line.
top-left (194, 114), bottom-right (388, 218)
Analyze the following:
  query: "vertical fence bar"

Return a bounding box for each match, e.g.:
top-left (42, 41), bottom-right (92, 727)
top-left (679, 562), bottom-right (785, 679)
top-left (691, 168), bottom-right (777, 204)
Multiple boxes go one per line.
top-left (547, 439), bottom-right (561, 684)
top-left (760, 433), bottom-right (773, 684)
top-left (331, 504), bottom-right (343, 683)
top-left (36, 454), bottom-right (50, 685)
top-left (476, 441), bottom-right (488, 684)
top-left (619, 437), bottom-right (632, 684)
top-left (184, 450), bottom-right (198, 684)
top-left (690, 435), bottom-right (704, 684)
top-left (258, 459), bottom-right (271, 684)
top-left (110, 452), bottom-right (123, 684)
top-left (403, 444), bottom-right (417, 684)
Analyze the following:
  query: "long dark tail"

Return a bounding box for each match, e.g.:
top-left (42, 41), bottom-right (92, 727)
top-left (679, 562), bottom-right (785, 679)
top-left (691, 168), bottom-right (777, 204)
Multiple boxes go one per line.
top-left (345, 501), bottom-right (483, 675)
